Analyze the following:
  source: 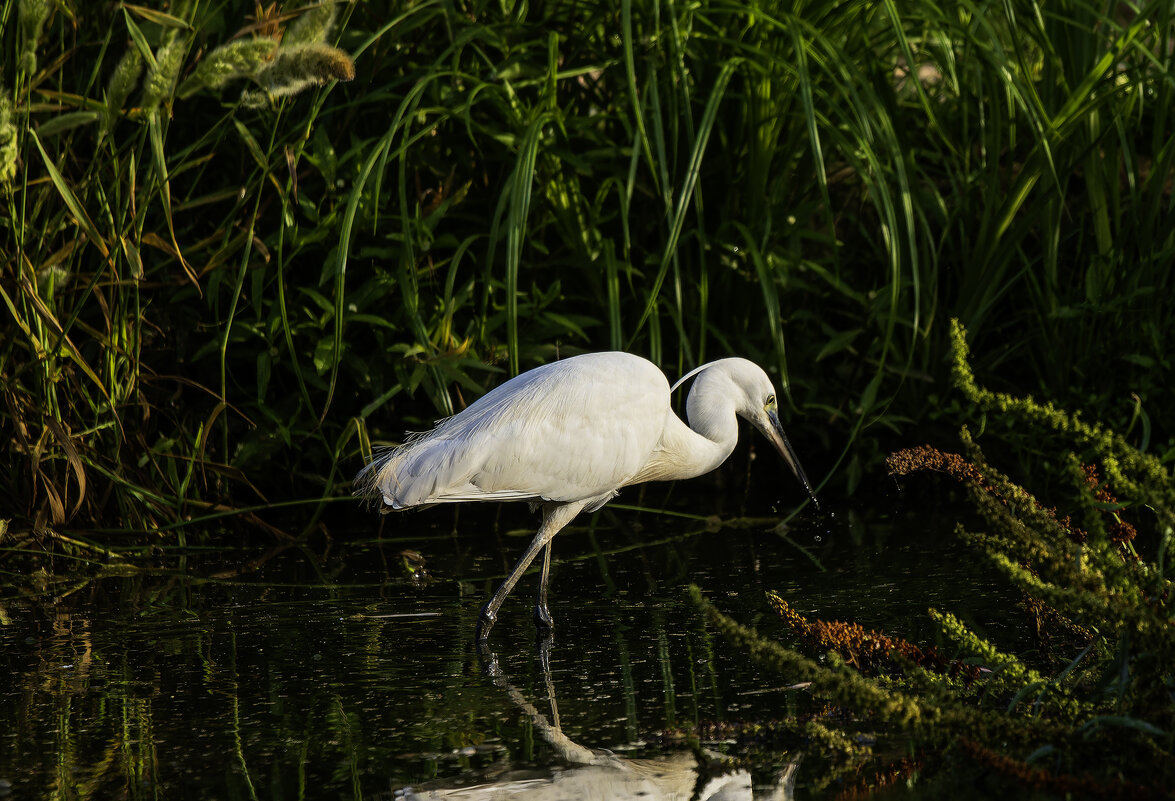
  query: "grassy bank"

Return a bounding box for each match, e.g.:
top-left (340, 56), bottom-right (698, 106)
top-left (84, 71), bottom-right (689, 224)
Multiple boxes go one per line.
top-left (1, 0), bottom-right (1172, 537)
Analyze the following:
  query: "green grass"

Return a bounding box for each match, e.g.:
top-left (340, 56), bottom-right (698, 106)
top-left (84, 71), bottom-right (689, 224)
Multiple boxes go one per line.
top-left (1, 0), bottom-right (1172, 537)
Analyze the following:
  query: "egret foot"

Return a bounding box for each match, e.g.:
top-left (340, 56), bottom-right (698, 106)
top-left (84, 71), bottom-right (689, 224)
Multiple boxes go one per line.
top-left (534, 601), bottom-right (555, 632)
top-left (475, 604), bottom-right (497, 643)
top-left (475, 640), bottom-right (503, 679)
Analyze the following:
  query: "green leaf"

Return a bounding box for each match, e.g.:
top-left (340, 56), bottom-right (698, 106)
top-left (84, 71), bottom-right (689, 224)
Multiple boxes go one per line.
top-left (313, 337), bottom-right (336, 374)
top-left (1079, 716), bottom-right (1165, 738)
top-left (816, 328), bottom-right (862, 362)
top-left (37, 111), bottom-right (101, 138)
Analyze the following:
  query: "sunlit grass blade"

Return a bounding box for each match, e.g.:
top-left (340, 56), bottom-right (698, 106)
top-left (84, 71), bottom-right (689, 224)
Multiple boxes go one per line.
top-left (505, 114), bottom-right (549, 377)
top-left (629, 57), bottom-right (738, 346)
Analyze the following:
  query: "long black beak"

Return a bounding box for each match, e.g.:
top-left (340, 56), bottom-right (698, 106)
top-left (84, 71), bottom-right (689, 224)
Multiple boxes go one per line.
top-left (762, 408), bottom-right (819, 510)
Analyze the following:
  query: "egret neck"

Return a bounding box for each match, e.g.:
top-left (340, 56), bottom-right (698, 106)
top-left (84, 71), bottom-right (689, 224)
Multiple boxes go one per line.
top-left (629, 366), bottom-right (742, 485)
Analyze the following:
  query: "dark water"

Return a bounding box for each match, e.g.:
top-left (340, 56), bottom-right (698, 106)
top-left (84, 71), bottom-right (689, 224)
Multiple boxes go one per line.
top-left (0, 480), bottom-right (1017, 800)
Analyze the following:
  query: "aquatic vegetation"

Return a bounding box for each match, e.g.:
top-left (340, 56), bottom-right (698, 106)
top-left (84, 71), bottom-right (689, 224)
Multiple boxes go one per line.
top-left (102, 48), bottom-right (144, 132)
top-left (179, 2), bottom-right (355, 106)
top-left (16, 0), bottom-right (49, 78)
top-left (694, 320), bottom-right (1175, 797)
top-left (141, 40), bottom-right (187, 111)
top-left (177, 39), bottom-right (280, 97)
top-left (240, 42), bottom-right (357, 108)
top-left (0, 90), bottom-right (15, 187)
top-left (2, 0), bottom-right (1173, 541)
top-left (767, 592), bottom-right (981, 683)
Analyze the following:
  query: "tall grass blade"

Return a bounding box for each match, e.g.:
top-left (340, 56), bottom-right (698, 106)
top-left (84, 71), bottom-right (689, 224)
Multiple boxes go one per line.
top-left (630, 58), bottom-right (738, 345)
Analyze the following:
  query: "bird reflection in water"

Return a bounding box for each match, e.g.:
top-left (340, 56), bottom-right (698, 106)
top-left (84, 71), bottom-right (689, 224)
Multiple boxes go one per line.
top-left (393, 642), bottom-right (801, 801)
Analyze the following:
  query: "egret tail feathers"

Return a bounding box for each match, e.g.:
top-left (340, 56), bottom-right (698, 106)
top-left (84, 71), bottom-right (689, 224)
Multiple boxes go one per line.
top-left (353, 427), bottom-right (440, 507)
top-left (353, 443), bottom-right (404, 507)
top-left (355, 429), bottom-right (541, 509)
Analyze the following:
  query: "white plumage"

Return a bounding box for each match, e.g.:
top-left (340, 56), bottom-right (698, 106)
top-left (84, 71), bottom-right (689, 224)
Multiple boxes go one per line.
top-left (356, 351), bottom-right (815, 641)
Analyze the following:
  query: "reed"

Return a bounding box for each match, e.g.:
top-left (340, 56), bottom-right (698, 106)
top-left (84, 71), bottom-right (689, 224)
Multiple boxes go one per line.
top-left (1, 0), bottom-right (1171, 537)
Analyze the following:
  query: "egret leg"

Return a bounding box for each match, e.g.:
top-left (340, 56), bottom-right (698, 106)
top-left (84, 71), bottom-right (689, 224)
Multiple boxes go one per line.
top-left (539, 635), bottom-right (561, 729)
top-left (534, 543), bottom-right (554, 631)
top-left (476, 501), bottom-right (585, 642)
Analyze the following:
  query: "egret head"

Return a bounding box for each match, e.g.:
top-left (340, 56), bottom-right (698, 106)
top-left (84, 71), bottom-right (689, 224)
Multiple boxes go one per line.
top-left (680, 358), bottom-right (818, 506)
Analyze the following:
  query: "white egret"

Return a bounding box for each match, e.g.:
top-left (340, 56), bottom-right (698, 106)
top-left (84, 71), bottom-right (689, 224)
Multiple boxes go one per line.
top-left (356, 352), bottom-right (817, 641)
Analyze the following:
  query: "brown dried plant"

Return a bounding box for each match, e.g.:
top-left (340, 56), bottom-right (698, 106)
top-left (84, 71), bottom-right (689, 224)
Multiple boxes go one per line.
top-left (767, 591), bottom-right (981, 682)
top-left (886, 444), bottom-right (1137, 555)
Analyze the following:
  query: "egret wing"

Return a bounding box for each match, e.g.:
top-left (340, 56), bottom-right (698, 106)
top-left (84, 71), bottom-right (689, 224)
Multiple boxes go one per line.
top-left (363, 353), bottom-right (669, 508)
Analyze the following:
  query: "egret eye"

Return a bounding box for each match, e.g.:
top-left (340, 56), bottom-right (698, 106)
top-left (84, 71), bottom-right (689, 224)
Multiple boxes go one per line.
top-left (765, 394), bottom-right (776, 407)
